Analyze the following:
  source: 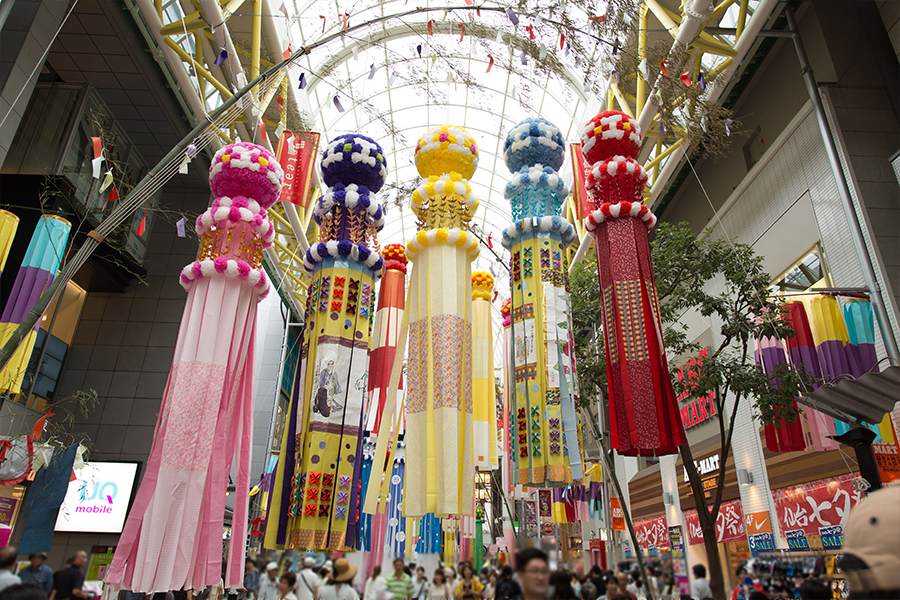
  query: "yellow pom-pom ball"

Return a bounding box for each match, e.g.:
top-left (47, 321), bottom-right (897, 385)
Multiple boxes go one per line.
top-left (472, 270), bottom-right (494, 291)
top-left (414, 125), bottom-right (479, 179)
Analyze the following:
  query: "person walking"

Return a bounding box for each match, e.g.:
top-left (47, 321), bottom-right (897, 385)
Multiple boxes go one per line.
top-left (412, 568), bottom-right (429, 600)
top-left (453, 564), bottom-right (483, 600)
top-left (244, 560), bottom-right (261, 600)
top-left (425, 571), bottom-right (451, 600)
top-left (690, 565), bottom-right (712, 600)
top-left (319, 559), bottom-right (359, 600)
top-left (259, 564), bottom-right (281, 600)
top-left (18, 553), bottom-right (52, 596)
top-left (277, 574), bottom-right (298, 600)
top-left (384, 560), bottom-right (414, 600)
top-left (296, 558), bottom-right (320, 600)
top-left (52, 552), bottom-right (88, 600)
top-left (363, 567), bottom-right (386, 600)
top-left (493, 567), bottom-right (519, 600)
top-left (0, 547), bottom-right (21, 592)
top-left (512, 549), bottom-right (549, 600)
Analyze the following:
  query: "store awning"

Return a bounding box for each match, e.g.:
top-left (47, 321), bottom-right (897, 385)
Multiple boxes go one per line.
top-left (798, 365), bottom-right (900, 425)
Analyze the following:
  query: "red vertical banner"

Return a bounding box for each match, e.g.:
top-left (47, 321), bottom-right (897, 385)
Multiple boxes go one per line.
top-left (569, 142), bottom-right (592, 220)
top-left (275, 131), bottom-right (321, 207)
top-left (610, 497), bottom-right (625, 530)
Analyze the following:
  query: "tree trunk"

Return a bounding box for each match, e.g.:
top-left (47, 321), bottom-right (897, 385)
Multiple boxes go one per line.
top-left (679, 443), bottom-right (728, 600)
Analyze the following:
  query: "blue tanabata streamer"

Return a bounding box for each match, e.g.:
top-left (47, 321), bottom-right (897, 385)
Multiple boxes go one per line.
top-left (386, 459), bottom-right (406, 558)
top-left (415, 513), bottom-right (442, 554)
top-left (299, 73), bottom-right (307, 89)
top-left (19, 444), bottom-right (79, 554)
top-left (356, 455), bottom-right (373, 551)
top-left (506, 8), bottom-right (518, 25)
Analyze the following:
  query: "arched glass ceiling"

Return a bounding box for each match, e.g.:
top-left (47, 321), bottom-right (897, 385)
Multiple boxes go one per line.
top-left (281, 0), bottom-right (617, 311)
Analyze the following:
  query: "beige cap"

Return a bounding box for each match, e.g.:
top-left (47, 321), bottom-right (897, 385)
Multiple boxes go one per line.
top-left (840, 485), bottom-right (900, 593)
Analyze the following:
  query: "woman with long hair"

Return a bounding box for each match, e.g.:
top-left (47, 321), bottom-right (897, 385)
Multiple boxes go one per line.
top-left (427, 569), bottom-right (453, 600)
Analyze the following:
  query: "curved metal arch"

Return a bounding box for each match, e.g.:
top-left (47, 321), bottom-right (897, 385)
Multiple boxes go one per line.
top-left (304, 20), bottom-right (590, 105)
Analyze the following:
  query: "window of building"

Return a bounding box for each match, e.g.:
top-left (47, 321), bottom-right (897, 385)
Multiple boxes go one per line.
top-left (768, 243), bottom-right (831, 295)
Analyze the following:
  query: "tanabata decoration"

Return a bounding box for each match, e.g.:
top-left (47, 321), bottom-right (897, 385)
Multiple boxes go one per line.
top-left (501, 117), bottom-right (584, 486)
top-left (582, 111), bottom-right (685, 456)
top-left (393, 125), bottom-right (480, 518)
top-left (278, 134), bottom-right (386, 550)
top-left (780, 301), bottom-right (837, 452)
top-left (108, 143), bottom-right (280, 590)
top-left (359, 243), bottom-right (407, 577)
top-left (0, 215), bottom-right (71, 394)
top-left (366, 243), bottom-right (408, 434)
top-left (0, 210), bottom-right (19, 281)
top-left (500, 297), bottom-right (515, 490)
top-left (385, 441), bottom-right (408, 558)
top-left (472, 270), bottom-right (498, 471)
top-left (754, 326), bottom-right (807, 453)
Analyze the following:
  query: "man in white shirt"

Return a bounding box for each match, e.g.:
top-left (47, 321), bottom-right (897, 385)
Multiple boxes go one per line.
top-left (690, 564), bottom-right (713, 600)
top-left (259, 563), bottom-right (281, 600)
top-left (296, 557), bottom-right (320, 600)
top-left (0, 546), bottom-right (21, 591)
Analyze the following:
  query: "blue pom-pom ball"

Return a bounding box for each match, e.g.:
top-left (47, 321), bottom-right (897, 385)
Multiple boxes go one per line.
top-left (321, 134), bottom-right (389, 193)
top-left (503, 118), bottom-right (566, 173)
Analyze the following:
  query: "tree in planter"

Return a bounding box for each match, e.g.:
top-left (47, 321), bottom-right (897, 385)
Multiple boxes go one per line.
top-left (570, 221), bottom-right (808, 599)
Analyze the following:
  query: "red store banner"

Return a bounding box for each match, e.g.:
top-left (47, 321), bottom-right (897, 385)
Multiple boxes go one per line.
top-left (773, 472), bottom-right (864, 536)
top-left (275, 131), bottom-right (320, 207)
top-left (685, 499), bottom-right (747, 545)
top-left (633, 515), bottom-right (669, 548)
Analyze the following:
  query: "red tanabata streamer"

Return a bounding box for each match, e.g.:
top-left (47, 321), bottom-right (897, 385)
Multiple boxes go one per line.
top-left (680, 69), bottom-right (692, 86)
top-left (660, 60), bottom-right (669, 76)
top-left (136, 213), bottom-right (146, 237)
top-left (320, 15), bottom-right (326, 32)
top-left (458, 23), bottom-right (465, 42)
top-left (427, 19), bottom-right (434, 35)
top-left (486, 54), bottom-right (494, 72)
top-left (283, 47), bottom-right (291, 60)
top-left (526, 24), bottom-right (535, 39)
top-left (340, 12), bottom-right (348, 31)
top-left (580, 110), bottom-right (686, 457)
top-left (559, 32), bottom-right (565, 49)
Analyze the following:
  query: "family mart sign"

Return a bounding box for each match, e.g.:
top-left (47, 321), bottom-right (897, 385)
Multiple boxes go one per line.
top-left (676, 348), bottom-right (717, 429)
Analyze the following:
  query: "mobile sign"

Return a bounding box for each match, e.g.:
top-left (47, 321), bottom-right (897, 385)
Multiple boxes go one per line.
top-left (54, 462), bottom-right (139, 533)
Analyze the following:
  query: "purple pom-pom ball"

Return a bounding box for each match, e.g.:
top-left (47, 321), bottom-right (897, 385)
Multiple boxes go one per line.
top-left (321, 134), bottom-right (388, 193)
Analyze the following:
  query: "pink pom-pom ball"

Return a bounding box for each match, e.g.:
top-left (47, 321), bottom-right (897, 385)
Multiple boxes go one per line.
top-left (232, 196), bottom-right (249, 209)
top-left (210, 143), bottom-right (283, 208)
top-left (237, 261), bottom-right (252, 277)
top-left (213, 256), bottom-right (229, 272)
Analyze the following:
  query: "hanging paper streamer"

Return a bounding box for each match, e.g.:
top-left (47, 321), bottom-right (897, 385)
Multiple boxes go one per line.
top-left (386, 443), bottom-right (408, 558)
top-left (698, 72), bottom-right (706, 90)
top-left (582, 111), bottom-right (686, 456)
top-left (17, 444), bottom-right (78, 554)
top-left (107, 143), bottom-right (281, 591)
top-left (299, 73), bottom-right (307, 89)
top-left (458, 23), bottom-right (465, 42)
top-left (279, 135), bottom-right (387, 550)
top-left (214, 47), bottom-right (228, 66)
top-left (472, 271), bottom-right (498, 471)
top-left (680, 69), bottom-right (692, 86)
top-left (526, 24), bottom-right (536, 40)
top-left (136, 213), bottom-right (147, 237)
top-left (501, 118), bottom-right (584, 485)
top-left (366, 243), bottom-right (408, 434)
top-left (486, 54), bottom-right (494, 73)
top-left (320, 15), bottom-right (326, 32)
top-left (500, 298), bottom-right (516, 491)
top-left (415, 513), bottom-right (442, 554)
top-left (427, 19), bottom-right (434, 35)
top-left (754, 335), bottom-right (806, 453)
top-left (402, 125), bottom-right (480, 517)
top-left (660, 60), bottom-right (669, 77)
top-left (506, 8), bottom-right (519, 25)
top-left (0, 210), bottom-right (20, 280)
top-left (176, 215), bottom-right (188, 238)
top-left (0, 215), bottom-right (71, 394)
top-left (333, 95), bottom-right (345, 112)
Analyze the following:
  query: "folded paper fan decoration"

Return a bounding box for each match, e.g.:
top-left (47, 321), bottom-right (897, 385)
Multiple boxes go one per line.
top-left (581, 111), bottom-right (685, 456)
top-left (280, 134), bottom-right (387, 550)
top-left (472, 270), bottom-right (498, 471)
top-left (108, 143), bottom-right (281, 590)
top-left (401, 125), bottom-right (480, 517)
top-left (501, 117), bottom-right (585, 485)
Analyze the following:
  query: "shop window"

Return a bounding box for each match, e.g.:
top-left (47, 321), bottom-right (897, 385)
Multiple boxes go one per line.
top-left (17, 280), bottom-right (87, 412)
top-left (270, 390), bottom-right (291, 454)
top-left (768, 243), bottom-right (831, 295)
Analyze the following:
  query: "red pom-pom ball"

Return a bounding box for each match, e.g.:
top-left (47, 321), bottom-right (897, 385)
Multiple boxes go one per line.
top-left (580, 111), bottom-right (642, 164)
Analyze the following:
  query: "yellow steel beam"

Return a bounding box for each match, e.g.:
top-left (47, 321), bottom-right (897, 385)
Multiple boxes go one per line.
top-left (155, 0), bottom-right (162, 17)
top-left (646, 0), bottom-right (679, 36)
top-left (636, 5), bottom-right (649, 116)
top-left (268, 207), bottom-right (293, 231)
top-left (736, 0), bottom-right (750, 39)
top-left (194, 32), bottom-right (206, 111)
top-left (163, 37), bottom-right (233, 99)
top-left (647, 0), bottom-right (736, 56)
top-left (251, 0), bottom-right (262, 98)
top-left (607, 85), bottom-right (616, 111)
top-left (710, 0), bottom-right (739, 23)
top-left (692, 36), bottom-right (737, 57)
top-left (644, 137), bottom-right (685, 171)
top-left (159, 10), bottom-right (208, 36)
top-left (610, 82), bottom-right (634, 117)
top-left (653, 135), bottom-right (663, 181)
